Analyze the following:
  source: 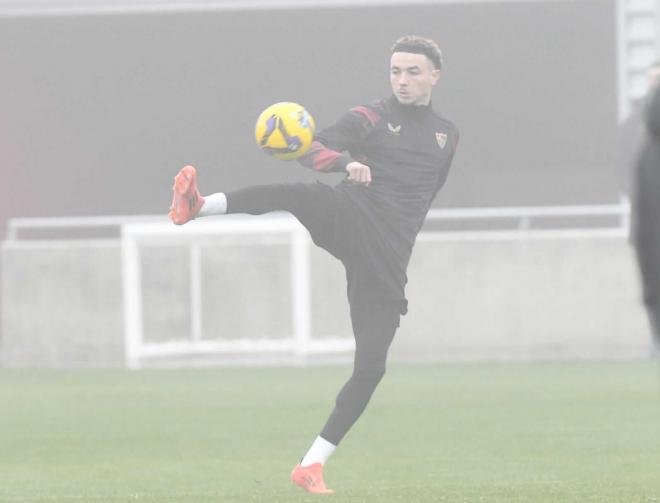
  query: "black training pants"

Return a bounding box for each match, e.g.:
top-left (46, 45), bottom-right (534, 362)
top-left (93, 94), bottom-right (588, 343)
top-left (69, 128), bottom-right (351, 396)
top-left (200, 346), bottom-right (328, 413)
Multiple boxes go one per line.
top-left (226, 182), bottom-right (402, 445)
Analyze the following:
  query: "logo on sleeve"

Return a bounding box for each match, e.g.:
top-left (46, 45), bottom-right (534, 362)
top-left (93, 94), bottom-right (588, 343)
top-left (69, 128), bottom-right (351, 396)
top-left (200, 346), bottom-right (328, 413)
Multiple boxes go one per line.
top-left (387, 122), bottom-right (402, 135)
top-left (436, 132), bottom-right (447, 149)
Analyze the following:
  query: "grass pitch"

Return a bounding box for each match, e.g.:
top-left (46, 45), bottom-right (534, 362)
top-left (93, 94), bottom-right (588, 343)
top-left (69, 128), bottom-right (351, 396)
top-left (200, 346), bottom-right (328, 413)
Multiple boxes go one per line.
top-left (1, 362), bottom-right (660, 502)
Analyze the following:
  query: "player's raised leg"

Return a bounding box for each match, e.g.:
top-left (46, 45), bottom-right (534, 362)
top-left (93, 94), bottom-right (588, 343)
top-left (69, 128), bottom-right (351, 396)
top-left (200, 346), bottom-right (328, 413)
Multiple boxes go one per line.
top-left (168, 169), bottom-right (343, 263)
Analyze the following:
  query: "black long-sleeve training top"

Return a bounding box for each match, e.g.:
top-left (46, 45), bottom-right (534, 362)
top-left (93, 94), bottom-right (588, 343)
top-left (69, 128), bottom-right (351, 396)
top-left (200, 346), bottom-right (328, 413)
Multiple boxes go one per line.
top-left (298, 95), bottom-right (459, 309)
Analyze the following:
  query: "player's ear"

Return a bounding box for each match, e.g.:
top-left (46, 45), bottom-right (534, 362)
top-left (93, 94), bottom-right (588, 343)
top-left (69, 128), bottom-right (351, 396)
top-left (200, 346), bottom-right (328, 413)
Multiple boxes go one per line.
top-left (431, 68), bottom-right (441, 86)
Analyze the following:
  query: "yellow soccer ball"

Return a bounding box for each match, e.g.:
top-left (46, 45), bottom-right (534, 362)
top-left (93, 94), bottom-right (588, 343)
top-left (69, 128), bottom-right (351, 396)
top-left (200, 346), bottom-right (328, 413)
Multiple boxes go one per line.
top-left (254, 102), bottom-right (316, 160)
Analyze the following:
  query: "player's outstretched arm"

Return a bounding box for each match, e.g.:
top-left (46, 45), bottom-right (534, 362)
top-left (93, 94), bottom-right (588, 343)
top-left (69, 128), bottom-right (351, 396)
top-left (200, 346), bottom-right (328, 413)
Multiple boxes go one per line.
top-left (297, 105), bottom-right (381, 175)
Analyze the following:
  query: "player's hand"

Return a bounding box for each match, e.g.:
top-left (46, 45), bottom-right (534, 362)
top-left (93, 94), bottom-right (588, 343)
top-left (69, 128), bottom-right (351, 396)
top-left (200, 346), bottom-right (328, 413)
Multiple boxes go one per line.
top-left (345, 161), bottom-right (372, 185)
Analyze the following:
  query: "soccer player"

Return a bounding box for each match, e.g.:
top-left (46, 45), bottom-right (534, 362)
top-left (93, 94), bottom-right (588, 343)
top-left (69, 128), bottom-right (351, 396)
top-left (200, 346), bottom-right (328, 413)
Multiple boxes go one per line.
top-left (618, 60), bottom-right (660, 198)
top-left (632, 83), bottom-right (660, 356)
top-left (169, 35), bottom-right (459, 493)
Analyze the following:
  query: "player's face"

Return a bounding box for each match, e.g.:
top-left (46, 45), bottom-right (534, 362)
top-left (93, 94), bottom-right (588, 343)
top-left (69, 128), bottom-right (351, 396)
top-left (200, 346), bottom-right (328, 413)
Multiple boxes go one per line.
top-left (390, 52), bottom-right (440, 106)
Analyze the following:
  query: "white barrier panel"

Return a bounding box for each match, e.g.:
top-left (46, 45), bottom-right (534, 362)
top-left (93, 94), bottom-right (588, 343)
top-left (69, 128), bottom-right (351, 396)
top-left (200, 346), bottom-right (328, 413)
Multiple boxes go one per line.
top-left (2, 201), bottom-right (653, 367)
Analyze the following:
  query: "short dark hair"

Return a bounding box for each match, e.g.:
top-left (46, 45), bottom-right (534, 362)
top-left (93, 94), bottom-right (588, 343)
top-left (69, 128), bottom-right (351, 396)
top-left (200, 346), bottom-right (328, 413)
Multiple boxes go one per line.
top-left (391, 35), bottom-right (443, 70)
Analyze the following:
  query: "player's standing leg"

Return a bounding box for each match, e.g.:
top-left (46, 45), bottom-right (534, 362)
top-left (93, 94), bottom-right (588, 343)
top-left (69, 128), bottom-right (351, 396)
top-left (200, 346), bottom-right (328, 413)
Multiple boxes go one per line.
top-left (291, 300), bottom-right (400, 493)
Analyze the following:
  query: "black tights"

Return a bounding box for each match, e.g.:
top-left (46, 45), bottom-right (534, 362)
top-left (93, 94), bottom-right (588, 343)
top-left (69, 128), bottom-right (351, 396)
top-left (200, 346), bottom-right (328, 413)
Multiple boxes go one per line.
top-left (319, 302), bottom-right (399, 445)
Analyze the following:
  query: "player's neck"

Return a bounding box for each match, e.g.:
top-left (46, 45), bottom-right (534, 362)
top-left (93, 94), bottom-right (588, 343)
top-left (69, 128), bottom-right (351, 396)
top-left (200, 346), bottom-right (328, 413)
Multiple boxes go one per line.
top-left (391, 95), bottom-right (432, 115)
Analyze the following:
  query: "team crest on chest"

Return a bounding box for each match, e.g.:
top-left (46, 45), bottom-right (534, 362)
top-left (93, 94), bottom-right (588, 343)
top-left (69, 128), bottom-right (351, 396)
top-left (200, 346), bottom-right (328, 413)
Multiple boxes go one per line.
top-left (436, 132), bottom-right (447, 149)
top-left (387, 122), bottom-right (402, 135)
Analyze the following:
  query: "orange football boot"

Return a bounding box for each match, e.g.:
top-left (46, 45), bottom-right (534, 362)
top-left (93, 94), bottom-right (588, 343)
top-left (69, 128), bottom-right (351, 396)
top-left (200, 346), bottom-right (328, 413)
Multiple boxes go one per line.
top-left (290, 463), bottom-right (334, 494)
top-left (168, 165), bottom-right (205, 225)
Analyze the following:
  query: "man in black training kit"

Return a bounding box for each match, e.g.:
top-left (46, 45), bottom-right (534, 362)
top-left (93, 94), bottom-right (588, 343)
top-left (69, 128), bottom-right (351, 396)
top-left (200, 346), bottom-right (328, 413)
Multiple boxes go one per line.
top-left (169, 35), bottom-right (459, 494)
top-left (632, 83), bottom-right (660, 356)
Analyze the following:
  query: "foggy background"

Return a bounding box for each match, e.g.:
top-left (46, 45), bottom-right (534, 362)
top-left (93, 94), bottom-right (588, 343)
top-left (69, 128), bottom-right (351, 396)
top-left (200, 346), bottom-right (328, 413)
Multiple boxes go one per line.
top-left (0, 0), bottom-right (618, 226)
top-left (0, 0), bottom-right (655, 367)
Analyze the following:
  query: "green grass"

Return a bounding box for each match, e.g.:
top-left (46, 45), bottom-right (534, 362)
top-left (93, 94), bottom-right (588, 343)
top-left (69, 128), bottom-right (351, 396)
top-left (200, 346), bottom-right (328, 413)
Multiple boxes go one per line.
top-left (1, 362), bottom-right (660, 502)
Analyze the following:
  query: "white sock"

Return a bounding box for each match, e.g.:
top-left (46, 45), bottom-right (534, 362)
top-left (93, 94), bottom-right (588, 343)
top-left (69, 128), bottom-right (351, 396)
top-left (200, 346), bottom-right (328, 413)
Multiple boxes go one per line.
top-left (197, 192), bottom-right (227, 217)
top-left (300, 436), bottom-right (336, 467)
